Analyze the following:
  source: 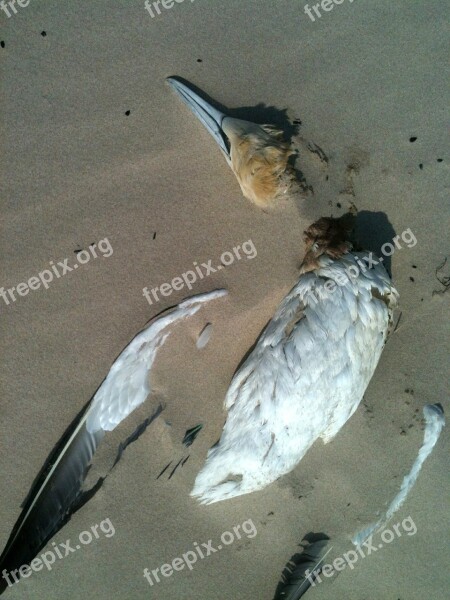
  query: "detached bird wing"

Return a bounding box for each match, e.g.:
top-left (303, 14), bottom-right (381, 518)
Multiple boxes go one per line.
top-left (0, 290), bottom-right (227, 592)
top-left (352, 403), bottom-right (445, 546)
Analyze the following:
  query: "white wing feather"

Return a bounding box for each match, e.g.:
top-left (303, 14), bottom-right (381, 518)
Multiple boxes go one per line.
top-left (352, 403), bottom-right (445, 545)
top-left (86, 289), bottom-right (227, 433)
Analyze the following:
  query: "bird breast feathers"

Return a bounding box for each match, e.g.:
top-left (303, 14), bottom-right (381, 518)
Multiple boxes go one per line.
top-left (224, 253), bottom-right (398, 415)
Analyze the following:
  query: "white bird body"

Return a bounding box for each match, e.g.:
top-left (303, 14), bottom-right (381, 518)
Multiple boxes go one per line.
top-left (192, 217), bottom-right (399, 503)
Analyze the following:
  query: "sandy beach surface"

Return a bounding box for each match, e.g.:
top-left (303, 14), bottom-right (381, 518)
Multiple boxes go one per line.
top-left (1, 1), bottom-right (449, 598)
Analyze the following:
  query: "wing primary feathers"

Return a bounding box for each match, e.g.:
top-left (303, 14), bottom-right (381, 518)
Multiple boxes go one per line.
top-left (0, 290), bottom-right (227, 593)
top-left (0, 403), bottom-right (104, 594)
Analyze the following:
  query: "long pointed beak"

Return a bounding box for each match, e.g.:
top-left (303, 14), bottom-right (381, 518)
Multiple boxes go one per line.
top-left (166, 77), bottom-right (231, 164)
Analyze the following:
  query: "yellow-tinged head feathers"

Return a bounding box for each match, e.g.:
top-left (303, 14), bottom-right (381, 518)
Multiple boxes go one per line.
top-left (223, 119), bottom-right (296, 208)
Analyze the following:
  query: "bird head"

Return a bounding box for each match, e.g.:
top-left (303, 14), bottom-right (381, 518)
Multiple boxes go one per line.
top-left (167, 77), bottom-right (295, 209)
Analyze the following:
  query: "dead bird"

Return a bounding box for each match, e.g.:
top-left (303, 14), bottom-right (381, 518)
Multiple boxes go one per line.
top-left (191, 214), bottom-right (399, 503)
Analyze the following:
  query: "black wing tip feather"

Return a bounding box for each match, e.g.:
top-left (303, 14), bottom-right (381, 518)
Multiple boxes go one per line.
top-left (0, 402), bottom-right (102, 594)
top-left (0, 403), bottom-right (165, 595)
top-left (273, 534), bottom-right (330, 600)
top-left (182, 424), bottom-right (203, 448)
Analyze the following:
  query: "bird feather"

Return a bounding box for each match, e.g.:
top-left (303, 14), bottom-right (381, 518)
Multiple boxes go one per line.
top-left (273, 538), bottom-right (330, 600)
